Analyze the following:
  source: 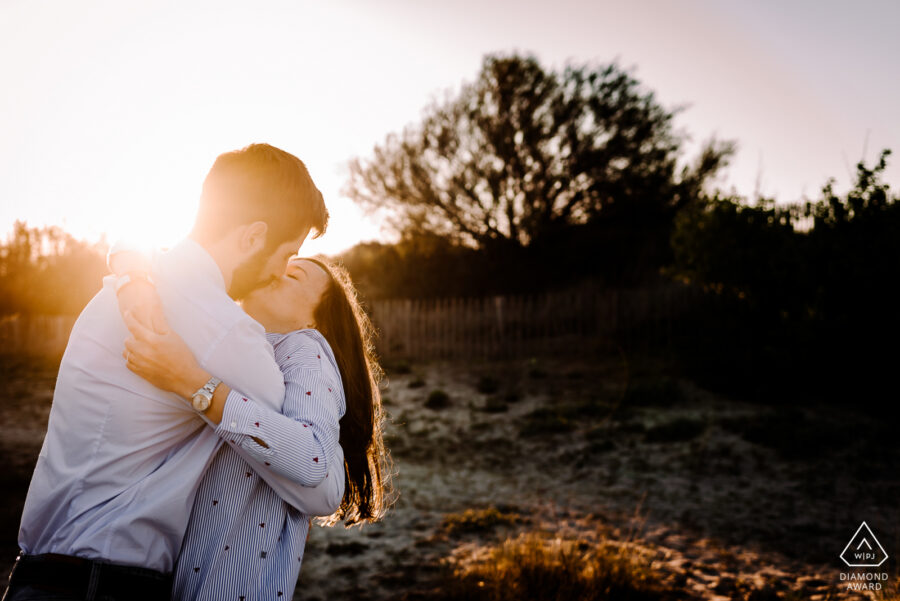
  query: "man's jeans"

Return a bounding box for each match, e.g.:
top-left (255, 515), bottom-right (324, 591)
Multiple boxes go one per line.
top-left (3, 583), bottom-right (82, 601)
top-left (3, 553), bottom-right (172, 601)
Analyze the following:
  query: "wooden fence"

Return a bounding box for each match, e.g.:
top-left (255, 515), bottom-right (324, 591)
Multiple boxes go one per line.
top-left (0, 314), bottom-right (78, 357)
top-left (369, 280), bottom-right (709, 360)
top-left (0, 281), bottom-right (717, 360)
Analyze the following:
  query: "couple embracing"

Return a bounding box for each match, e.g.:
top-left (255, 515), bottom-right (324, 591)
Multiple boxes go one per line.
top-left (3, 143), bottom-right (391, 601)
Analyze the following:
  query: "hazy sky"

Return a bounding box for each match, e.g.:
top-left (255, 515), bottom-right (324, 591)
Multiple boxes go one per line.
top-left (1, 0), bottom-right (898, 255)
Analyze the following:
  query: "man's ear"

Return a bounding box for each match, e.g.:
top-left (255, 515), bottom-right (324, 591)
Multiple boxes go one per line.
top-left (240, 221), bottom-right (269, 255)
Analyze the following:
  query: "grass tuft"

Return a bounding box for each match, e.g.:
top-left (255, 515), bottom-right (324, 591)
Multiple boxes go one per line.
top-left (518, 407), bottom-right (575, 437)
top-left (384, 359), bottom-right (412, 375)
top-left (482, 397), bottom-right (509, 413)
top-left (440, 506), bottom-right (520, 536)
top-left (624, 378), bottom-right (685, 408)
top-left (644, 418), bottom-right (706, 443)
top-left (477, 376), bottom-right (501, 394)
top-left (436, 531), bottom-right (672, 601)
top-left (425, 389), bottom-right (451, 410)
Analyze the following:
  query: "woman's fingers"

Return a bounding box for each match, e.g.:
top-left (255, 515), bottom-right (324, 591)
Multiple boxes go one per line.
top-left (125, 354), bottom-right (152, 379)
top-left (123, 336), bottom-right (142, 355)
top-left (123, 337), bottom-right (157, 365)
top-left (123, 309), bottom-right (157, 342)
top-left (148, 302), bottom-right (170, 335)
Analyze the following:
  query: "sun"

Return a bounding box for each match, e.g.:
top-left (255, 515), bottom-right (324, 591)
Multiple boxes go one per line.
top-left (102, 194), bottom-right (198, 253)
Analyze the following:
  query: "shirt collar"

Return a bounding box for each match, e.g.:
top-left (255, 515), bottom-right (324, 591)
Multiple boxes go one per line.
top-left (159, 238), bottom-right (227, 293)
top-left (265, 331), bottom-right (287, 345)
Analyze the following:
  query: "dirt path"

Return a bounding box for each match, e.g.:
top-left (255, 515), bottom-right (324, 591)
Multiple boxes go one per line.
top-left (2, 353), bottom-right (897, 600)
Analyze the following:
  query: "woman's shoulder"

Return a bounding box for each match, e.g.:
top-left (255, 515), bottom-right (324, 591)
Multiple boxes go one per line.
top-left (276, 330), bottom-right (345, 408)
top-left (271, 329), bottom-right (325, 359)
top-left (272, 330), bottom-right (338, 373)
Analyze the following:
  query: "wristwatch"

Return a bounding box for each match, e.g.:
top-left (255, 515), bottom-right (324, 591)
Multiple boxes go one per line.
top-left (191, 376), bottom-right (222, 412)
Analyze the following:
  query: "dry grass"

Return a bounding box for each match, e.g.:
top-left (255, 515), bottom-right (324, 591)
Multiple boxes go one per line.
top-left (433, 531), bottom-right (675, 601)
top-left (439, 506), bottom-right (521, 537)
top-left (876, 570), bottom-right (900, 601)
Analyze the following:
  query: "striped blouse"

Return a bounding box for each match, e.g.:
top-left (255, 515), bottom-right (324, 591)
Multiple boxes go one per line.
top-left (172, 329), bottom-right (346, 601)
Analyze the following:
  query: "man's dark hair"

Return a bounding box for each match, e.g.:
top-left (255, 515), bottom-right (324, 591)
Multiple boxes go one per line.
top-left (192, 143), bottom-right (328, 248)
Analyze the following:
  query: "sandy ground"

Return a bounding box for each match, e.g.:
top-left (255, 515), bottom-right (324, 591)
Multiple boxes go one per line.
top-left (2, 352), bottom-right (898, 600)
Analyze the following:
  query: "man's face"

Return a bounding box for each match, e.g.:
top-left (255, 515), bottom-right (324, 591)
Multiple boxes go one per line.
top-left (228, 228), bottom-right (310, 300)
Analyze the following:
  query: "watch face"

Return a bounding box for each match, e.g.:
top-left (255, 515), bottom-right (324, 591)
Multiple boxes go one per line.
top-left (192, 393), bottom-right (211, 412)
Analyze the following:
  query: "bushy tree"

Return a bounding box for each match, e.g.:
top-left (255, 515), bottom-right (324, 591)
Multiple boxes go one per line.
top-left (668, 149), bottom-right (899, 404)
top-left (337, 233), bottom-right (481, 300)
top-left (346, 53), bottom-right (734, 258)
top-left (0, 222), bottom-right (108, 315)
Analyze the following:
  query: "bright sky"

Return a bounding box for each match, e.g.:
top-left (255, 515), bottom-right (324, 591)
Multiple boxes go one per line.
top-left (1, 0), bottom-right (898, 255)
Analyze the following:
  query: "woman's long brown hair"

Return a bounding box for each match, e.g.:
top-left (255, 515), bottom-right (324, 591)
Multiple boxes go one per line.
top-left (305, 257), bottom-right (392, 527)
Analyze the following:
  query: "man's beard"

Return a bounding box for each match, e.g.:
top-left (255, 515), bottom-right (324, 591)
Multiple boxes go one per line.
top-left (228, 247), bottom-right (275, 300)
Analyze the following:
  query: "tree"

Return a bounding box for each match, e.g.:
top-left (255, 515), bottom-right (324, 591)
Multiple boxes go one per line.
top-left (0, 222), bottom-right (108, 315)
top-left (346, 53), bottom-right (734, 252)
top-left (667, 149), bottom-right (899, 406)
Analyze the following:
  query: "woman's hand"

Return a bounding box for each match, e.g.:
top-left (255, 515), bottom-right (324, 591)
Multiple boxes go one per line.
top-left (123, 310), bottom-right (209, 400)
top-left (117, 277), bottom-right (169, 335)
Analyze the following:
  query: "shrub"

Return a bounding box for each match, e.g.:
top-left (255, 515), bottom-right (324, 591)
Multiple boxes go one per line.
top-left (644, 418), bottom-right (706, 443)
top-left (476, 376), bottom-right (501, 394)
top-left (408, 377), bottom-right (426, 389)
top-left (425, 389), bottom-right (451, 410)
top-left (718, 409), bottom-right (848, 460)
top-left (624, 378), bottom-right (685, 408)
top-left (482, 397), bottom-right (509, 413)
top-left (519, 407), bottom-right (575, 437)
top-left (529, 366), bottom-right (548, 379)
top-left (385, 359), bottom-right (412, 375)
top-left (527, 358), bottom-right (547, 379)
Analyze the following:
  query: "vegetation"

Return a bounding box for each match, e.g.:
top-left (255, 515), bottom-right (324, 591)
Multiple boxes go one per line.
top-left (341, 53), bottom-right (733, 298)
top-left (624, 378), bottom-right (685, 408)
top-left (481, 397), bottom-right (509, 413)
top-left (718, 409), bottom-right (848, 461)
top-left (643, 418), bottom-right (706, 443)
top-left (440, 506), bottom-right (520, 536)
top-left (667, 149), bottom-right (899, 407)
top-left (2, 52), bottom-right (897, 413)
top-left (0, 222), bottom-right (107, 316)
top-left (425, 389), bottom-right (451, 410)
top-left (435, 531), bottom-right (673, 601)
top-left (476, 376), bottom-right (501, 394)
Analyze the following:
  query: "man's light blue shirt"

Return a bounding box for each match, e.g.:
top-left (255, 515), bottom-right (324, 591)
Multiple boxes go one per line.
top-left (17, 239), bottom-right (290, 573)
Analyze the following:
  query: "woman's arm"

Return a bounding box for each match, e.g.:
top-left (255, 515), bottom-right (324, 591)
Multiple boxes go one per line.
top-left (109, 239), bottom-right (168, 334)
top-left (107, 238), bottom-right (152, 275)
top-left (122, 312), bottom-right (346, 512)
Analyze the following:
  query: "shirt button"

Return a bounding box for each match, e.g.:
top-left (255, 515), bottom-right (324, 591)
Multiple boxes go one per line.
top-left (230, 421), bottom-right (237, 428)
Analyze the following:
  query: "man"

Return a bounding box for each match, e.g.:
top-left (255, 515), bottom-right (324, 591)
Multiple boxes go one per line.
top-left (4, 144), bottom-right (342, 601)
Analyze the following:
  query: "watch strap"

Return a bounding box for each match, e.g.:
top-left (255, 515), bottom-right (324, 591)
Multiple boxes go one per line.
top-left (202, 376), bottom-right (222, 396)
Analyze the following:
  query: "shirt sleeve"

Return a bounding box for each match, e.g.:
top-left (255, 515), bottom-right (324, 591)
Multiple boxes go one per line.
top-left (107, 238), bottom-right (154, 274)
top-left (208, 335), bottom-right (347, 515)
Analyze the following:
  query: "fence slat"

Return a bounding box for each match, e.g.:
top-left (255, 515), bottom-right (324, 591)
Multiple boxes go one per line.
top-left (1, 281), bottom-right (713, 361)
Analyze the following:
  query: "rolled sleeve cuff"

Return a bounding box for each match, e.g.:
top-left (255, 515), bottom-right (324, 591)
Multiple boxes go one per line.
top-left (216, 389), bottom-right (263, 443)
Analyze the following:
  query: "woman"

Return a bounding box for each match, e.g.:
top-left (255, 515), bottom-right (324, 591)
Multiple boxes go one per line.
top-left (116, 256), bottom-right (390, 600)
